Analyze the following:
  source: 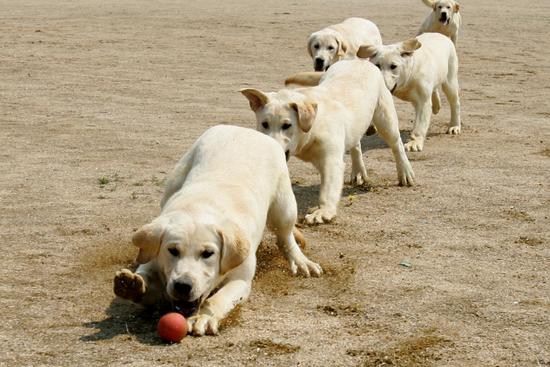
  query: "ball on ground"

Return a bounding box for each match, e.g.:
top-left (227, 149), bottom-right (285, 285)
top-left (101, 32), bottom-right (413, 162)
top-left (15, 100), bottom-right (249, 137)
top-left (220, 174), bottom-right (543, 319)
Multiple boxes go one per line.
top-left (157, 312), bottom-right (188, 343)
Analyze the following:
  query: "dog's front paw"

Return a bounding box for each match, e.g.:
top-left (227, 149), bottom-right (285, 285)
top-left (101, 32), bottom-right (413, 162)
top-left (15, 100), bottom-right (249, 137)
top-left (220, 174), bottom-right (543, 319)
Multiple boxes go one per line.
top-left (404, 140), bottom-right (424, 152)
top-left (447, 126), bottom-right (461, 135)
top-left (114, 269), bottom-right (146, 303)
top-left (397, 165), bottom-right (415, 187)
top-left (288, 253), bottom-right (323, 278)
top-left (305, 207), bottom-right (336, 225)
top-left (187, 314), bottom-right (219, 336)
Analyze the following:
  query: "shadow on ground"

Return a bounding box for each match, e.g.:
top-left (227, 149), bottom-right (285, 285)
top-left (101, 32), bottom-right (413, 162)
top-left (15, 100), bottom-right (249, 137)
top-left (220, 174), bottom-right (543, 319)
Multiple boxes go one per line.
top-left (81, 298), bottom-right (169, 345)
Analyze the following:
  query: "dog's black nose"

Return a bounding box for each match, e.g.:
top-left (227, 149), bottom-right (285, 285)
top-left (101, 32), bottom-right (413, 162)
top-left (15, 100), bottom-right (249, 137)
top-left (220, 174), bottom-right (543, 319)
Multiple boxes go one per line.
top-left (440, 13), bottom-right (447, 20)
top-left (314, 58), bottom-right (324, 71)
top-left (173, 281), bottom-right (192, 299)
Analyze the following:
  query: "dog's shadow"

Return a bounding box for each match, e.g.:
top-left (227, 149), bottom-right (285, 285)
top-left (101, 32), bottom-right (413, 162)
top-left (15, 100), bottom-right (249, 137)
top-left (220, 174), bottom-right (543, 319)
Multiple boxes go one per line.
top-left (81, 298), bottom-right (170, 345)
top-left (360, 130), bottom-right (411, 152)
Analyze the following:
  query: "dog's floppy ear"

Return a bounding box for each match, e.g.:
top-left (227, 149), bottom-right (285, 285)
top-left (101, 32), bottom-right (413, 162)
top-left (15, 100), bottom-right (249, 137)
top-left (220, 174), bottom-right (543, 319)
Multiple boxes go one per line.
top-left (307, 34), bottom-right (316, 58)
top-left (336, 36), bottom-right (348, 58)
top-left (453, 2), bottom-right (460, 12)
top-left (400, 38), bottom-right (422, 57)
top-left (217, 223), bottom-right (250, 275)
top-left (132, 221), bottom-right (165, 264)
top-left (290, 101), bottom-right (318, 133)
top-left (357, 45), bottom-right (378, 59)
top-left (240, 88), bottom-right (269, 112)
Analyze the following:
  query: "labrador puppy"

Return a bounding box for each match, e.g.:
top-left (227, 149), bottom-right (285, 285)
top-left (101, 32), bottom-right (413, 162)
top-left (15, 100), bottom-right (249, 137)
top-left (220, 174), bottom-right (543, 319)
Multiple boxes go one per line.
top-left (418, 0), bottom-right (461, 45)
top-left (308, 17), bottom-right (382, 71)
top-left (357, 33), bottom-right (461, 152)
top-left (113, 125), bottom-right (322, 336)
top-left (241, 59), bottom-right (415, 225)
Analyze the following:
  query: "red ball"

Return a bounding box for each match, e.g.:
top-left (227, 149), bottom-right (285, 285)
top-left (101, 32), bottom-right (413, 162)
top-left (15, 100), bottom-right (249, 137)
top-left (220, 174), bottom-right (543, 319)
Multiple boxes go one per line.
top-left (157, 312), bottom-right (188, 343)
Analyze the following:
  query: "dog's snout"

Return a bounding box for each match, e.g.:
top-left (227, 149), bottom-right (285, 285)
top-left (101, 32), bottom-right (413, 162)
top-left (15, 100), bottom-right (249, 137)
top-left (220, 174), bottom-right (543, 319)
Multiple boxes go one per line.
top-left (173, 281), bottom-right (192, 299)
top-left (314, 58), bottom-right (324, 71)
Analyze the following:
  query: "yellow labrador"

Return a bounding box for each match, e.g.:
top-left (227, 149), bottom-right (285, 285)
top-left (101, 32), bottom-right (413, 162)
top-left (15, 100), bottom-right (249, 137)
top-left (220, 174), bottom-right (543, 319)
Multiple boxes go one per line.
top-left (357, 33), bottom-right (461, 152)
top-left (418, 0), bottom-right (461, 45)
top-left (307, 17), bottom-right (382, 71)
top-left (113, 125), bottom-right (322, 336)
top-left (241, 59), bottom-right (415, 225)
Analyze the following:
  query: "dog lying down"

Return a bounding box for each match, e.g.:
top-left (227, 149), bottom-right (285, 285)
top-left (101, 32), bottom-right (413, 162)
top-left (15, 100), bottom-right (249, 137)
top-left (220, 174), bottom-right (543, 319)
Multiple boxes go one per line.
top-left (241, 59), bottom-right (415, 225)
top-left (114, 125), bottom-right (322, 336)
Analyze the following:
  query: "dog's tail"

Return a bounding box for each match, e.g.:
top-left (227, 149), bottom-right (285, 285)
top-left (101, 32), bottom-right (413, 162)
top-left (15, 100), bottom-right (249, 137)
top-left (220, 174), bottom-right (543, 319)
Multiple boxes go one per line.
top-left (421, 0), bottom-right (435, 7)
top-left (285, 72), bottom-right (324, 87)
top-left (293, 227), bottom-right (307, 249)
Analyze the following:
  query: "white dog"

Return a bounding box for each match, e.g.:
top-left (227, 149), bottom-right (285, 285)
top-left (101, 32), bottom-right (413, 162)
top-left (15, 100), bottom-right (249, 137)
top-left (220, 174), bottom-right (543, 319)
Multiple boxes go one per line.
top-left (307, 17), bottom-right (382, 71)
top-left (241, 59), bottom-right (415, 225)
top-left (357, 33), bottom-right (461, 152)
top-left (113, 125), bottom-right (322, 336)
top-left (418, 0), bottom-right (461, 45)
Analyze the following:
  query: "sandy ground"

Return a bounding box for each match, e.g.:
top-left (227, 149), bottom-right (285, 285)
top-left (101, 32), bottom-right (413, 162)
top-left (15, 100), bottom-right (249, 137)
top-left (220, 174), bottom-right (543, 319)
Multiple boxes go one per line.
top-left (1, 0), bottom-right (549, 366)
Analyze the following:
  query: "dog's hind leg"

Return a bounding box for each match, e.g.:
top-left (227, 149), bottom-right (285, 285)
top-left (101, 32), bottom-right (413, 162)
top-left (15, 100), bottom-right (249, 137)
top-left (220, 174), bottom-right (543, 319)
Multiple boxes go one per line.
top-left (432, 89), bottom-right (441, 114)
top-left (442, 53), bottom-right (461, 134)
top-left (350, 142), bottom-right (368, 186)
top-left (373, 87), bottom-right (415, 186)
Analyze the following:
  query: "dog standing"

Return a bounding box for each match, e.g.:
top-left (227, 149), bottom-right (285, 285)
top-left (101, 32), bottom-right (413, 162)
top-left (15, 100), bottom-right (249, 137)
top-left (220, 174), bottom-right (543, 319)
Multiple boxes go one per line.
top-left (113, 125), bottom-right (322, 336)
top-left (307, 17), bottom-right (382, 71)
top-left (417, 0), bottom-right (461, 45)
top-left (241, 59), bottom-right (415, 225)
top-left (358, 33), bottom-right (461, 152)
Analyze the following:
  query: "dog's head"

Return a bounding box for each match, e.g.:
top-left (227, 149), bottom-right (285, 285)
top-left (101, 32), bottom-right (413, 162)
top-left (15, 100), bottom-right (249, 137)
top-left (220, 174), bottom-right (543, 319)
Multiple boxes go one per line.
top-left (132, 212), bottom-right (249, 315)
top-left (307, 29), bottom-right (348, 72)
top-left (432, 0), bottom-right (460, 25)
top-left (240, 88), bottom-right (317, 160)
top-left (357, 38), bottom-right (422, 94)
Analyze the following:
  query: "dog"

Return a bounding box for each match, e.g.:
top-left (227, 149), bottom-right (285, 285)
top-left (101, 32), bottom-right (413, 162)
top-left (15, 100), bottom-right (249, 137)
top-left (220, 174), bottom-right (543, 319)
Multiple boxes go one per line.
top-left (113, 125), bottom-right (322, 336)
top-left (241, 59), bottom-right (415, 225)
top-left (357, 32), bottom-right (461, 152)
top-left (307, 17), bottom-right (382, 71)
top-left (418, 0), bottom-right (461, 45)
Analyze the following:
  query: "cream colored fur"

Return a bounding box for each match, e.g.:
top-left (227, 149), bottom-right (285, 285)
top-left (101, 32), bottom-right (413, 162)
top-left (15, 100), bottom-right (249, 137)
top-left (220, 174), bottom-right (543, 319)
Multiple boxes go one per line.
top-left (418, 0), bottom-right (461, 45)
top-left (307, 17), bottom-right (382, 71)
top-left (113, 125), bottom-right (321, 336)
top-left (358, 33), bottom-right (461, 152)
top-left (241, 59), bottom-right (415, 225)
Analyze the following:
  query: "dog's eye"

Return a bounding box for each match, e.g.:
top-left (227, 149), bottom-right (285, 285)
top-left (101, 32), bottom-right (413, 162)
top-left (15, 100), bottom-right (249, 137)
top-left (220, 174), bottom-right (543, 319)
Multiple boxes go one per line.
top-left (201, 250), bottom-right (214, 259)
top-left (328, 46), bottom-right (334, 51)
top-left (313, 44), bottom-right (320, 50)
top-left (390, 64), bottom-right (397, 70)
top-left (375, 63), bottom-right (381, 69)
top-left (261, 121), bottom-right (269, 129)
top-left (281, 123), bottom-right (292, 130)
top-left (168, 248), bottom-right (179, 257)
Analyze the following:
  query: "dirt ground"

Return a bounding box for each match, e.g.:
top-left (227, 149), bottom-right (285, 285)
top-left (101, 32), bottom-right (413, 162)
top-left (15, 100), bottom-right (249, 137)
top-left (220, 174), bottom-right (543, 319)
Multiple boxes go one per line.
top-left (1, 0), bottom-right (549, 366)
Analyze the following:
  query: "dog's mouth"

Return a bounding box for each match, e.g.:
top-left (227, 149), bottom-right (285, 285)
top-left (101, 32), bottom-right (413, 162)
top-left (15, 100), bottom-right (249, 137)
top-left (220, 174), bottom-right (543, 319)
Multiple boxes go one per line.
top-left (390, 84), bottom-right (397, 94)
top-left (285, 150), bottom-right (290, 161)
top-left (314, 65), bottom-right (324, 72)
top-left (172, 299), bottom-right (201, 317)
top-left (439, 15), bottom-right (449, 24)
